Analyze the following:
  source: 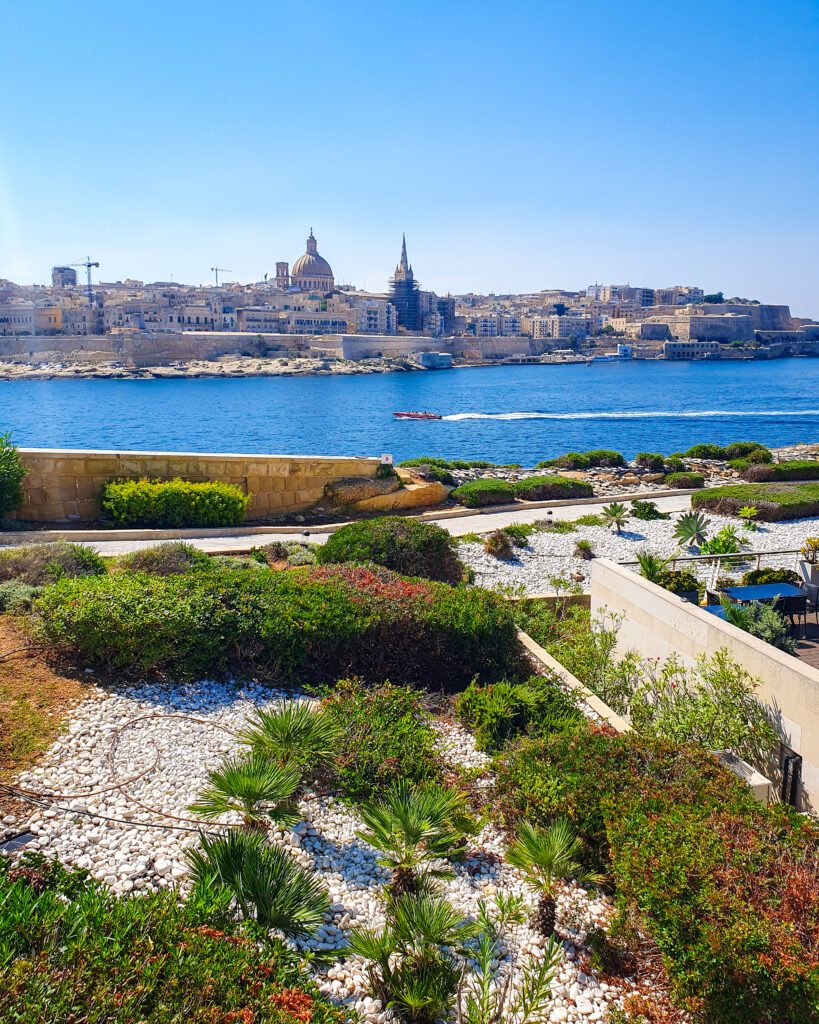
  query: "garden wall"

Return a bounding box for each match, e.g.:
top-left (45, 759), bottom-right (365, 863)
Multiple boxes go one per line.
top-left (15, 448), bottom-right (381, 523)
top-left (591, 558), bottom-right (819, 811)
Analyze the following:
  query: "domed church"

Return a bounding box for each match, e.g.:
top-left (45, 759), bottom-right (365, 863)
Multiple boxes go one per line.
top-left (289, 229), bottom-right (334, 292)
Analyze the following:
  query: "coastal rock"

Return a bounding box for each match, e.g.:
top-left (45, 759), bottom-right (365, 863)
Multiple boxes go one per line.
top-left (323, 476), bottom-right (399, 506)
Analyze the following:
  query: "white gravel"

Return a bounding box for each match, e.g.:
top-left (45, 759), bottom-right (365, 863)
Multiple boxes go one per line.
top-left (5, 683), bottom-right (631, 1024)
top-left (460, 513), bottom-right (819, 594)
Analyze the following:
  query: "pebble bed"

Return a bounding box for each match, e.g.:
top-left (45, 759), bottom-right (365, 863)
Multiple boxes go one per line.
top-left (460, 513), bottom-right (819, 594)
top-left (4, 682), bottom-right (634, 1024)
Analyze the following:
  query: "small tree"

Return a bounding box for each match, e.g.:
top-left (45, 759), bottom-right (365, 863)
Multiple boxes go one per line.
top-left (601, 501), bottom-right (629, 534)
top-left (0, 433), bottom-right (27, 521)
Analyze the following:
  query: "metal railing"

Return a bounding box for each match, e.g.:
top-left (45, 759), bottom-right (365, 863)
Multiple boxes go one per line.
top-left (619, 548), bottom-right (803, 590)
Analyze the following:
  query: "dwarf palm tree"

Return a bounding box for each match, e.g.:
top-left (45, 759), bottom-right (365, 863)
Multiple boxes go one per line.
top-left (506, 819), bottom-right (603, 936)
top-left (239, 700), bottom-right (340, 779)
top-left (356, 781), bottom-right (476, 898)
top-left (188, 752), bottom-right (301, 831)
top-left (186, 829), bottom-right (330, 937)
top-left (635, 548), bottom-right (670, 584)
top-left (673, 510), bottom-right (710, 549)
top-left (601, 501), bottom-right (629, 534)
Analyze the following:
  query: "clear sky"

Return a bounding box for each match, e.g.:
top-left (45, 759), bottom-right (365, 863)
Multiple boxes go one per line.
top-left (2, 1), bottom-right (818, 315)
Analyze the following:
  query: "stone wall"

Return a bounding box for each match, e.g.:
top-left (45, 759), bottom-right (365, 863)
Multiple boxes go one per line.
top-left (16, 448), bottom-right (380, 523)
top-left (591, 558), bottom-right (819, 811)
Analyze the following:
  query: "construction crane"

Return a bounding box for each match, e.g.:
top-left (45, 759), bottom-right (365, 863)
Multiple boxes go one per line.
top-left (210, 267), bottom-right (231, 287)
top-left (68, 257), bottom-right (100, 307)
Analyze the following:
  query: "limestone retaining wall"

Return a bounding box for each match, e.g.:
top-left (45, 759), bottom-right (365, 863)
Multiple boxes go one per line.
top-left (16, 448), bottom-right (380, 523)
top-left (591, 558), bottom-right (819, 811)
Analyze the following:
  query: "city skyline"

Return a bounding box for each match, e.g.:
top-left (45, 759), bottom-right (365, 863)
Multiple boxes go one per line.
top-left (1, 2), bottom-right (818, 316)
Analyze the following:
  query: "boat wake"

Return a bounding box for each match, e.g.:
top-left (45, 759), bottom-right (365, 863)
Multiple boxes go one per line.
top-left (441, 410), bottom-right (819, 422)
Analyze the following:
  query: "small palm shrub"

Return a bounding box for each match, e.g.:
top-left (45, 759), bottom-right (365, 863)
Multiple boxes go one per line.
top-left (321, 680), bottom-right (443, 800)
top-left (665, 471), bottom-right (705, 489)
top-left (573, 539), bottom-right (594, 560)
top-left (674, 510), bottom-right (710, 547)
top-left (455, 676), bottom-right (582, 752)
top-left (0, 432), bottom-right (27, 520)
top-left (451, 479), bottom-right (516, 507)
top-left (0, 580), bottom-right (41, 612)
top-left (514, 475), bottom-right (593, 501)
top-left (601, 501), bottom-right (628, 533)
top-left (483, 529), bottom-right (514, 559)
top-left (507, 819), bottom-right (603, 935)
top-left (188, 752), bottom-right (301, 830)
top-left (720, 599), bottom-right (797, 654)
top-left (630, 499), bottom-right (669, 520)
top-left (186, 829), bottom-right (330, 938)
top-left (101, 477), bottom-right (251, 528)
top-left (0, 541), bottom-right (106, 586)
top-left (636, 549), bottom-right (670, 584)
top-left (356, 781), bottom-right (476, 897)
top-left (239, 701), bottom-right (340, 779)
top-left (635, 452), bottom-right (665, 472)
top-left (317, 516), bottom-right (464, 584)
top-left (117, 541), bottom-right (214, 576)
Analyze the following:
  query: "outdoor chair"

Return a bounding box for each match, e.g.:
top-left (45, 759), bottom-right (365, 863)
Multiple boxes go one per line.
top-left (705, 589), bottom-right (722, 606)
top-left (776, 594), bottom-right (808, 639)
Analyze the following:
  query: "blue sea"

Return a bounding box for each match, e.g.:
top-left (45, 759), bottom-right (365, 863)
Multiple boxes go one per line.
top-left (1, 360), bottom-right (818, 465)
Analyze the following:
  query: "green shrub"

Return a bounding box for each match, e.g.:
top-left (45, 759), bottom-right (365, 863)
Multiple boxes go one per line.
top-left (321, 679), bottom-right (443, 800)
top-left (719, 600), bottom-right (797, 654)
top-left (741, 459), bottom-right (819, 482)
top-left (514, 476), bottom-right (593, 501)
top-left (635, 452), bottom-right (665, 472)
top-left (117, 541), bottom-right (214, 576)
top-left (573, 539), bottom-right (595, 560)
top-left (408, 463), bottom-right (456, 486)
top-left (741, 567), bottom-right (801, 586)
top-left (398, 456), bottom-right (452, 469)
top-left (573, 513), bottom-right (605, 527)
top-left (0, 852), bottom-right (342, 1024)
top-left (456, 676), bottom-right (583, 752)
top-left (0, 433), bottom-right (27, 520)
top-left (316, 516), bottom-right (464, 584)
top-left (451, 478), bottom-right (516, 507)
top-left (664, 471), bottom-right (704, 489)
top-left (100, 477), bottom-right (251, 528)
top-left (0, 580), bottom-right (41, 612)
top-left (538, 449), bottom-right (624, 470)
top-left (483, 529), bottom-right (515, 559)
top-left (0, 541), bottom-right (106, 586)
top-left (656, 568), bottom-right (701, 597)
top-left (34, 564), bottom-right (523, 687)
top-left (629, 499), bottom-right (669, 521)
top-left (502, 523), bottom-right (537, 546)
top-left (663, 456), bottom-right (687, 474)
top-left (684, 441), bottom-right (770, 462)
top-left (692, 482), bottom-right (819, 521)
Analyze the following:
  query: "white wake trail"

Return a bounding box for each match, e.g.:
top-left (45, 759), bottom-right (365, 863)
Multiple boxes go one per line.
top-left (441, 410), bottom-right (818, 422)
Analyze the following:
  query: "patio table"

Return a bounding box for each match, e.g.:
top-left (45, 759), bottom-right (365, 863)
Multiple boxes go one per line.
top-left (721, 583), bottom-right (803, 605)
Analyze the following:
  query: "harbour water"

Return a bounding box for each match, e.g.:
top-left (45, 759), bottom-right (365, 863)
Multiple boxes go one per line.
top-left (1, 359), bottom-right (818, 465)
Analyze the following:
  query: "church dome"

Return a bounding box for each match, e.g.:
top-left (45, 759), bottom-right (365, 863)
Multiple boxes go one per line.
top-left (291, 229), bottom-right (334, 288)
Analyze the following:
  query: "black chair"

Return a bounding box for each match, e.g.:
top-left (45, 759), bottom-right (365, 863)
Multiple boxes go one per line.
top-left (705, 589), bottom-right (722, 606)
top-left (776, 595), bottom-right (808, 639)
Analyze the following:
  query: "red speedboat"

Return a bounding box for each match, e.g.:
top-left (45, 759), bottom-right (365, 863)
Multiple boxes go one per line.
top-left (393, 411), bottom-right (442, 420)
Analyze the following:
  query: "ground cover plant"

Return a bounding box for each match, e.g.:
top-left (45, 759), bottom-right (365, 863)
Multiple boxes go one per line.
top-left (0, 540), bottom-right (106, 586)
top-left (320, 679), bottom-right (444, 800)
top-left (117, 541), bottom-right (214, 575)
top-left (0, 851), bottom-right (342, 1024)
top-left (317, 516), bottom-right (465, 584)
top-left (0, 432), bottom-right (27, 521)
top-left (33, 563), bottom-right (523, 687)
top-left (683, 441), bottom-right (771, 461)
top-left (664, 471), bottom-right (704, 489)
top-left (740, 458), bottom-right (819, 482)
top-left (450, 478), bottom-right (516, 507)
top-left (101, 477), bottom-right (251, 527)
top-left (692, 481), bottom-right (819, 520)
top-left (513, 475), bottom-right (593, 501)
top-left (536, 450), bottom-right (625, 470)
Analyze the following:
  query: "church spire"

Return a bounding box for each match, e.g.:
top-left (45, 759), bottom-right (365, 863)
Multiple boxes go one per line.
top-left (395, 233), bottom-right (412, 278)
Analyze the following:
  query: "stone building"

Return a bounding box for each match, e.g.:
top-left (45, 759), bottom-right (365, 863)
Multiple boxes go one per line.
top-left (290, 230), bottom-right (335, 293)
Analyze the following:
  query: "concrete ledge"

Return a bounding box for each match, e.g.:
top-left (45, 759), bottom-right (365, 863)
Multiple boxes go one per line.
top-left (517, 628), bottom-right (631, 733)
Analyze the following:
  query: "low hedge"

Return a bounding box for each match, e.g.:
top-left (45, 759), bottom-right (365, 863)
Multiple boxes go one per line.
top-left (692, 482), bottom-right (819, 521)
top-left (537, 449), bottom-right (624, 470)
top-left (451, 478), bottom-right (516, 507)
top-left (635, 452), bottom-right (665, 472)
top-left (494, 727), bottom-right (819, 1023)
top-left (316, 516), bottom-right (464, 584)
top-left (117, 542), bottom-right (214, 576)
top-left (740, 459), bottom-right (819, 483)
top-left (513, 475), bottom-right (593, 501)
top-left (664, 471), bottom-right (705, 489)
top-left (34, 564), bottom-right (523, 687)
top-left (100, 478), bottom-right (251, 528)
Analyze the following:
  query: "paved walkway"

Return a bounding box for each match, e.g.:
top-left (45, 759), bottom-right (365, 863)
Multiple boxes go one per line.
top-left (13, 493), bottom-right (692, 556)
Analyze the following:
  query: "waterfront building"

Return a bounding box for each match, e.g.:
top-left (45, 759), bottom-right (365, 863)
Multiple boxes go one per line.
top-left (389, 235), bottom-right (421, 331)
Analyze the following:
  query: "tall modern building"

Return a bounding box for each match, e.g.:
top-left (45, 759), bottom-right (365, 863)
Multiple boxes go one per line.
top-left (389, 234), bottom-right (420, 331)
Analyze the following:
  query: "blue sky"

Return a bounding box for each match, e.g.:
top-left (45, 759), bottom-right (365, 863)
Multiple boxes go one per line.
top-left (2, 1), bottom-right (818, 315)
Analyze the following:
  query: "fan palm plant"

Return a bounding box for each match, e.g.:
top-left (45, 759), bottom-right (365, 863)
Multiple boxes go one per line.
top-left (506, 819), bottom-right (603, 936)
top-left (601, 501), bottom-right (629, 534)
top-left (188, 752), bottom-right (301, 831)
top-left (238, 700), bottom-right (340, 780)
top-left (673, 510), bottom-right (710, 549)
top-left (356, 781), bottom-right (476, 898)
top-left (635, 548), bottom-right (671, 584)
top-left (186, 829), bottom-right (330, 938)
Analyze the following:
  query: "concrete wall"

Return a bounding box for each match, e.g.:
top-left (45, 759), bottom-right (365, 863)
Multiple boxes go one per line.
top-left (16, 448), bottom-right (380, 523)
top-left (590, 558), bottom-right (819, 810)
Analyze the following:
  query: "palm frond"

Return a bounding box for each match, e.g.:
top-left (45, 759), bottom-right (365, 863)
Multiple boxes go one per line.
top-left (188, 752), bottom-right (301, 827)
top-left (506, 819), bottom-right (604, 895)
top-left (239, 700), bottom-right (340, 774)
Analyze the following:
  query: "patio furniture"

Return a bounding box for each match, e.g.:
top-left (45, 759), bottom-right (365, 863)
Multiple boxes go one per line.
top-left (775, 594), bottom-right (808, 638)
top-left (705, 589), bottom-right (722, 606)
top-left (721, 583), bottom-right (804, 605)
